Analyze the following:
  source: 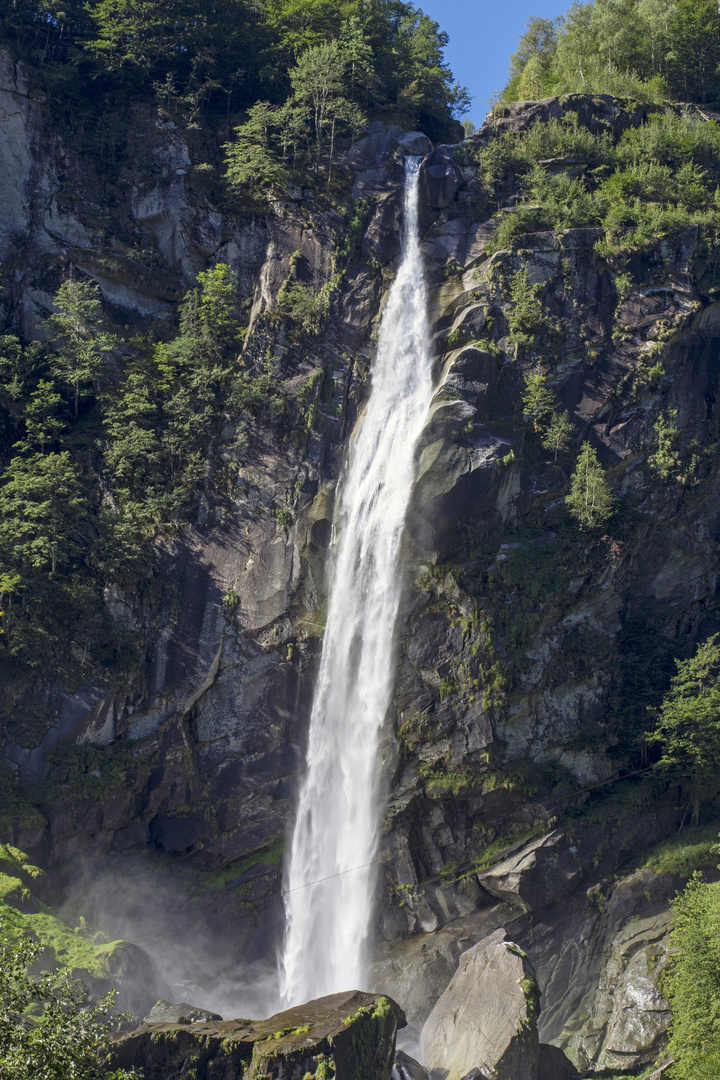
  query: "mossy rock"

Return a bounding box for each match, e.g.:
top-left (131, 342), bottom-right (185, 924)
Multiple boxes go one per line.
top-left (109, 989), bottom-right (405, 1080)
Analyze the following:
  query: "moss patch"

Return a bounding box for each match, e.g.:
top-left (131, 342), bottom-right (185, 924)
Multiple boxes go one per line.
top-left (0, 845), bottom-right (123, 976)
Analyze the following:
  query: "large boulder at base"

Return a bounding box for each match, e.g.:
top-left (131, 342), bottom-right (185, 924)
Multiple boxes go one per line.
top-left (421, 929), bottom-right (540, 1080)
top-left (109, 989), bottom-right (405, 1080)
top-left (82, 941), bottom-right (173, 1021)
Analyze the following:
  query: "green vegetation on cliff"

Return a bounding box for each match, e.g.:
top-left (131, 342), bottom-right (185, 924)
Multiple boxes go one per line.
top-left (0, 265), bottom-right (249, 697)
top-left (478, 108), bottom-right (720, 262)
top-left (504, 0), bottom-right (720, 105)
top-left (0, 0), bottom-right (468, 143)
top-left (648, 636), bottom-right (720, 825)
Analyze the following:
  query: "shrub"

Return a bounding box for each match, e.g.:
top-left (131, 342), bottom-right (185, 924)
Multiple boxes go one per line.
top-left (0, 928), bottom-right (138, 1080)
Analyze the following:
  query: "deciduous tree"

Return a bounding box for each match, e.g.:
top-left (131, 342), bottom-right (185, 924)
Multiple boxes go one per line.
top-left (647, 634), bottom-right (720, 824)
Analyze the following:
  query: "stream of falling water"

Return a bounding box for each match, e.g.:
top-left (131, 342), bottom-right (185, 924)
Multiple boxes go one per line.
top-left (279, 156), bottom-right (434, 1005)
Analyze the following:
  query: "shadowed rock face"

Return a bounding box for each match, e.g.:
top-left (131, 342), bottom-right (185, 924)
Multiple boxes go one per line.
top-left (110, 990), bottom-right (405, 1080)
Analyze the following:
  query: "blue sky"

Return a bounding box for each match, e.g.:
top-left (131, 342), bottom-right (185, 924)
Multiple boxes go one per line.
top-left (417, 0), bottom-right (568, 126)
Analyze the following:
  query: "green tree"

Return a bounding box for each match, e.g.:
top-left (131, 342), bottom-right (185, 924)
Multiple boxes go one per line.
top-left (0, 452), bottom-right (86, 576)
top-left (648, 407), bottom-right (684, 482)
top-left (103, 370), bottom-right (164, 512)
top-left (290, 40), bottom-right (364, 170)
top-left (0, 336), bottom-right (37, 417)
top-left (44, 280), bottom-right (118, 419)
top-left (263, 0), bottom-right (349, 64)
top-left (638, 0), bottom-right (675, 78)
top-left (665, 871), bottom-right (720, 1078)
top-left (647, 635), bottom-right (720, 824)
top-left (19, 379), bottom-right (66, 453)
top-left (666, 0), bottom-right (720, 103)
top-left (521, 369), bottom-right (556, 433)
top-left (507, 268), bottom-right (544, 360)
top-left (541, 410), bottom-right (573, 460)
top-left (506, 17), bottom-right (559, 100)
top-left (553, 1), bottom-right (596, 92)
top-left (224, 102), bottom-right (292, 195)
top-left (339, 14), bottom-right (376, 104)
top-left (565, 442), bottom-right (613, 529)
top-left (0, 927), bottom-right (137, 1080)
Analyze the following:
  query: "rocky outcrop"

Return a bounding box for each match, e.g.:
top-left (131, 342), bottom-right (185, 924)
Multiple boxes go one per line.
top-left (421, 929), bottom-right (540, 1080)
top-left (109, 990), bottom-right (405, 1080)
top-left (475, 831), bottom-right (583, 914)
top-left (516, 868), bottom-right (677, 1073)
top-left (81, 941), bottom-right (174, 1021)
top-left (394, 1049), bottom-right (431, 1080)
top-left (142, 1000), bottom-right (223, 1024)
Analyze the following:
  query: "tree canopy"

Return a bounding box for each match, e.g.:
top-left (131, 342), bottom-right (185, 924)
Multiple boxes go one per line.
top-left (504, 0), bottom-right (720, 104)
top-left (0, 0), bottom-right (468, 140)
top-left (647, 634), bottom-right (720, 824)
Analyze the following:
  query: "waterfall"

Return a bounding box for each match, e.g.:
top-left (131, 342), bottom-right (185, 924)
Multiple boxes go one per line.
top-left (280, 156), bottom-right (433, 1005)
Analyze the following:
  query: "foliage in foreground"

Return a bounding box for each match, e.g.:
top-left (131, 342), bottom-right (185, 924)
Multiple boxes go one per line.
top-left (666, 871), bottom-right (720, 1079)
top-left (648, 635), bottom-right (720, 824)
top-left (0, 927), bottom-right (138, 1080)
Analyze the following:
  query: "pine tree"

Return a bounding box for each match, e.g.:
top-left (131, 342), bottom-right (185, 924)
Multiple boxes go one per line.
top-left (565, 442), bottom-right (613, 529)
top-left (44, 280), bottom-right (118, 420)
top-left (521, 369), bottom-right (556, 433)
top-left (0, 452), bottom-right (86, 577)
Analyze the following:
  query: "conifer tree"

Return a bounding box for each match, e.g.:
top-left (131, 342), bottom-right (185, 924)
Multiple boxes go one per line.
top-left (521, 369), bottom-right (556, 433)
top-left (566, 441), bottom-right (613, 528)
top-left (44, 280), bottom-right (118, 420)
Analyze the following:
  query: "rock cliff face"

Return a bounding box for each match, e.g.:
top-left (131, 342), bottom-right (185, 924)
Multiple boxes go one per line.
top-left (2, 64), bottom-right (720, 1073)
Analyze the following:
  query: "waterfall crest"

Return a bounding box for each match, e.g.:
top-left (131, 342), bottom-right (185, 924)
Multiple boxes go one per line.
top-left (280, 156), bottom-right (433, 1005)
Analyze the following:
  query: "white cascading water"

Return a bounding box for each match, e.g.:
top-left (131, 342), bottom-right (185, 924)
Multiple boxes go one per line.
top-left (280, 156), bottom-right (434, 1005)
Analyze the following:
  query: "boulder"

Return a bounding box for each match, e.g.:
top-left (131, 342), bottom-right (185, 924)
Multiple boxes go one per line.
top-left (421, 929), bottom-right (540, 1080)
top-left (476, 830), bottom-right (583, 914)
top-left (395, 131), bottom-right (433, 158)
top-left (394, 1048), bottom-right (431, 1080)
top-left (109, 989), bottom-right (405, 1080)
top-left (82, 941), bottom-right (174, 1021)
top-left (142, 999), bottom-right (222, 1025)
top-left (423, 146), bottom-right (466, 209)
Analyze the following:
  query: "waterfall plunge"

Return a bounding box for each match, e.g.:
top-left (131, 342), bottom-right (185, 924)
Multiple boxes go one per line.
top-left (280, 156), bottom-right (434, 1005)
